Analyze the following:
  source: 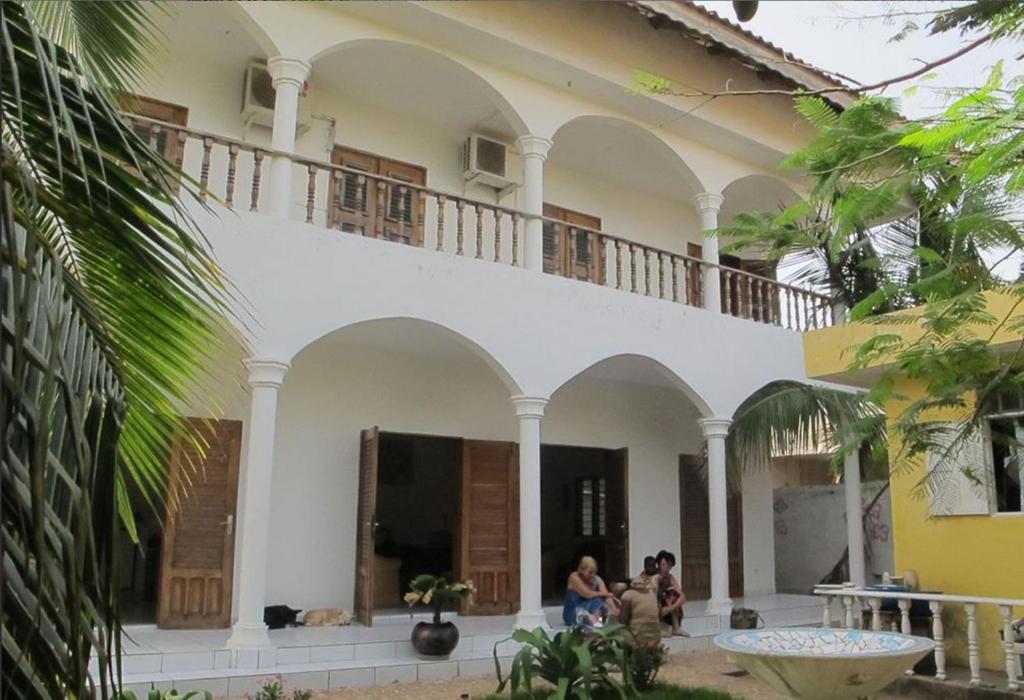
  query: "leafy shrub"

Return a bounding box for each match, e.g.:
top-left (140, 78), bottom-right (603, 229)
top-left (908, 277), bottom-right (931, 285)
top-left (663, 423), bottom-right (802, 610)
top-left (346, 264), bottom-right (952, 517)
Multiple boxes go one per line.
top-left (250, 676), bottom-right (311, 700)
top-left (628, 643), bottom-right (667, 691)
top-left (115, 690), bottom-right (212, 700)
top-left (494, 624), bottom-right (636, 699)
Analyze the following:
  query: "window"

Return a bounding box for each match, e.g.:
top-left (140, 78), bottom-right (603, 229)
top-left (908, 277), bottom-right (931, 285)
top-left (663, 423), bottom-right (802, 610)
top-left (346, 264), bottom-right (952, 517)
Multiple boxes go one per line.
top-left (577, 477), bottom-right (606, 537)
top-left (117, 94), bottom-right (189, 163)
top-left (988, 417), bottom-right (1022, 513)
top-left (328, 146), bottom-right (426, 245)
top-left (541, 204), bottom-right (602, 281)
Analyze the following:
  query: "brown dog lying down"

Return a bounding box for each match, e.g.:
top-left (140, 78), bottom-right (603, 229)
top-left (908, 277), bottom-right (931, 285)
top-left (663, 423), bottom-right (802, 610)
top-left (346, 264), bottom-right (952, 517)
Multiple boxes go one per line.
top-left (302, 608), bottom-right (352, 627)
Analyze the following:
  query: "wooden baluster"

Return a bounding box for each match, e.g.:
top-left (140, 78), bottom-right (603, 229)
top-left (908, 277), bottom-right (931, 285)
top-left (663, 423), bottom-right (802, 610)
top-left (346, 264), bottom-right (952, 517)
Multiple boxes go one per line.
top-left (822, 595), bottom-right (832, 628)
top-left (329, 171), bottom-right (342, 227)
top-left (225, 144), bottom-right (240, 208)
top-left (744, 274), bottom-right (753, 319)
top-left (869, 597), bottom-right (882, 631)
top-left (615, 240), bottom-right (623, 289)
top-left (630, 245), bottom-right (638, 293)
top-left (966, 603), bottom-right (982, 687)
top-left (658, 253), bottom-right (665, 299)
top-left (374, 180), bottom-right (386, 239)
top-left (568, 227), bottom-right (578, 278)
top-left (598, 235), bottom-right (607, 285)
top-left (305, 164), bottom-right (317, 223)
top-left (512, 213), bottom-right (520, 267)
top-left (174, 130), bottom-right (187, 173)
top-left (723, 271), bottom-right (734, 315)
top-left (396, 186), bottom-right (408, 241)
top-left (672, 256), bottom-right (679, 302)
top-left (456, 200), bottom-right (465, 255)
top-left (148, 124), bottom-right (161, 151)
top-left (1001, 605), bottom-right (1020, 691)
top-left (644, 249), bottom-right (651, 295)
top-left (250, 149), bottom-right (264, 211)
top-left (417, 191), bottom-right (426, 247)
top-left (435, 194), bottom-right (446, 251)
top-left (199, 136), bottom-right (213, 202)
top-left (475, 205), bottom-right (484, 259)
top-left (929, 601), bottom-right (947, 681)
top-left (494, 210), bottom-right (502, 263)
top-left (586, 232), bottom-right (595, 281)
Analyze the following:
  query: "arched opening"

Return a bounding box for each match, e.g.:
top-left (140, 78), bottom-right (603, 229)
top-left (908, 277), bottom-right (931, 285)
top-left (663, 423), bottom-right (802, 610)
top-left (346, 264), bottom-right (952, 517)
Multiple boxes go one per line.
top-left (266, 318), bottom-right (523, 621)
top-left (539, 354), bottom-right (711, 606)
top-left (544, 116), bottom-right (705, 281)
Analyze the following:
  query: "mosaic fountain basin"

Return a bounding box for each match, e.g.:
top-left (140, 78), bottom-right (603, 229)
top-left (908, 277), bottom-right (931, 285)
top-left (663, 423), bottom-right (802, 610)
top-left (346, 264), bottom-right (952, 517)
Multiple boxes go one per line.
top-left (715, 628), bottom-right (935, 699)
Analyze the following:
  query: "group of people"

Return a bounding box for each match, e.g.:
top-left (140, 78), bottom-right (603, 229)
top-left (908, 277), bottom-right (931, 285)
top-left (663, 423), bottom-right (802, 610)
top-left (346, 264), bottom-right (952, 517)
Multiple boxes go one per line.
top-left (561, 550), bottom-right (687, 644)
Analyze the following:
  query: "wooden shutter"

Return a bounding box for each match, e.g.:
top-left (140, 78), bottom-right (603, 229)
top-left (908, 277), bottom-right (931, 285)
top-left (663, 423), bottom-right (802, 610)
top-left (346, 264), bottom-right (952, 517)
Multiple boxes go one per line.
top-left (542, 204), bottom-right (602, 281)
top-left (926, 423), bottom-right (995, 516)
top-left (353, 427), bottom-right (380, 626)
top-left (118, 94), bottom-right (188, 163)
top-left (687, 243), bottom-right (703, 307)
top-left (678, 454), bottom-right (743, 600)
top-left (328, 146), bottom-right (426, 245)
top-left (158, 419), bottom-right (240, 629)
top-left (604, 448), bottom-right (630, 583)
top-left (459, 440), bottom-right (519, 615)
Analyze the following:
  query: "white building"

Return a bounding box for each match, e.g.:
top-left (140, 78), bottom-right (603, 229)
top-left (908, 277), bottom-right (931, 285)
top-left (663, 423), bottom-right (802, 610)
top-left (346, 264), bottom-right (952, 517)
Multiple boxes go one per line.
top-left (114, 2), bottom-right (864, 690)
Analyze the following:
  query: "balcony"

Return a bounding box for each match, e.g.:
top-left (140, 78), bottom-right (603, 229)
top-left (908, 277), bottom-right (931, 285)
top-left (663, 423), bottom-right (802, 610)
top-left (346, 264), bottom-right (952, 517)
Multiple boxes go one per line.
top-left (128, 115), bottom-right (835, 332)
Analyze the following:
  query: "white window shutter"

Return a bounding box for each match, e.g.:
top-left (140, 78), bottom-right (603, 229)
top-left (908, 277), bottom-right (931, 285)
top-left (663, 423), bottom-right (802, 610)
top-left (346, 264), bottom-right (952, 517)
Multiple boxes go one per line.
top-left (926, 423), bottom-right (995, 516)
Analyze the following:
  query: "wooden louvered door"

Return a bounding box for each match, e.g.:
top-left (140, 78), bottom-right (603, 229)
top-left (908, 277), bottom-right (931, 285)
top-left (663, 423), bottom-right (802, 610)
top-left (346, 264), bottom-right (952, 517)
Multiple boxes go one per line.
top-left (459, 440), bottom-right (519, 615)
top-left (604, 448), bottom-right (630, 583)
top-left (542, 204), bottom-right (602, 281)
top-left (158, 419), bottom-right (240, 629)
top-left (678, 454), bottom-right (743, 600)
top-left (328, 146), bottom-right (426, 245)
top-left (353, 427), bottom-right (380, 627)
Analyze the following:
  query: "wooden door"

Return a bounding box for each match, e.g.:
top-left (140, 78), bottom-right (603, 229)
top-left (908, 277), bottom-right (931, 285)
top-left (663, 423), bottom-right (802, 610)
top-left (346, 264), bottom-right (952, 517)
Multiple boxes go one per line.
top-left (459, 440), bottom-right (519, 615)
top-left (158, 418), bottom-right (241, 629)
top-left (353, 427), bottom-right (380, 626)
top-left (604, 448), bottom-right (630, 583)
top-left (542, 204), bottom-right (602, 281)
top-left (678, 455), bottom-right (743, 600)
top-left (328, 146), bottom-right (426, 245)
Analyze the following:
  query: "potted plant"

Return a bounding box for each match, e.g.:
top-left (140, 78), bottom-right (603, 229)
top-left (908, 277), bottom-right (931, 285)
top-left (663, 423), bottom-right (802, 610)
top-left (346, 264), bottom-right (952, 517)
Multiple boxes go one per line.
top-left (403, 574), bottom-right (475, 657)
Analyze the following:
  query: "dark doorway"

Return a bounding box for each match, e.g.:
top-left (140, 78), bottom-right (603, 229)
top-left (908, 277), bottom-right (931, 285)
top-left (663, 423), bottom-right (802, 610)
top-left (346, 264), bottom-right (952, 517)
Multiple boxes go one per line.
top-left (541, 445), bottom-right (628, 603)
top-left (118, 483), bottom-right (164, 625)
top-left (372, 433), bottom-right (461, 611)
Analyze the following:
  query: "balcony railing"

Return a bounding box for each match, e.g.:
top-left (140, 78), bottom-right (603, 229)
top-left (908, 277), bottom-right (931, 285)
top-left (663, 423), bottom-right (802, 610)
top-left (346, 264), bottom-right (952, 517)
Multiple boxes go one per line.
top-left (815, 585), bottom-right (1024, 691)
top-left (126, 115), bottom-right (835, 331)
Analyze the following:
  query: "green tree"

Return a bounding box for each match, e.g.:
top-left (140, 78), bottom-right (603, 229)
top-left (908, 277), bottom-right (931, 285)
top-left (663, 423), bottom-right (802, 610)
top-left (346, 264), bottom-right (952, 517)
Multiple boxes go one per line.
top-left (2, 1), bottom-right (234, 696)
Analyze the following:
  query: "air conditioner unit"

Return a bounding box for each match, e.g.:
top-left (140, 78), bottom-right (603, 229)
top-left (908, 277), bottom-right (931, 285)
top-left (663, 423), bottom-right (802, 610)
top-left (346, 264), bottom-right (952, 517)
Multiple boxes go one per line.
top-left (463, 134), bottom-right (521, 191)
top-left (241, 60), bottom-right (310, 133)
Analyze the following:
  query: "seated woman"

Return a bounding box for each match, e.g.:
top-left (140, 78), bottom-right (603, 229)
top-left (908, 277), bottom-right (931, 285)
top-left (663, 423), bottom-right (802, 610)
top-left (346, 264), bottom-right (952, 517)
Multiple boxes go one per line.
top-left (617, 576), bottom-right (662, 648)
top-left (655, 550), bottom-right (689, 637)
top-left (562, 556), bottom-right (620, 627)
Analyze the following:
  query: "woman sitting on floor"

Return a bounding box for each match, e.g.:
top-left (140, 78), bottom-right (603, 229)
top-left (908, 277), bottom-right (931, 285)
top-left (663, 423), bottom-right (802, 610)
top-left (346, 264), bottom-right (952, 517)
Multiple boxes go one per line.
top-left (656, 549), bottom-right (689, 637)
top-left (562, 555), bottom-right (620, 627)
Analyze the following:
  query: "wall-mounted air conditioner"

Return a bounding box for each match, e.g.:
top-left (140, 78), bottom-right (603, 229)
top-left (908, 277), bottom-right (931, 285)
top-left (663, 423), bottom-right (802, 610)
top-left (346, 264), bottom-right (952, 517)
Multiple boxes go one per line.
top-left (463, 134), bottom-right (521, 192)
top-left (241, 60), bottom-right (310, 133)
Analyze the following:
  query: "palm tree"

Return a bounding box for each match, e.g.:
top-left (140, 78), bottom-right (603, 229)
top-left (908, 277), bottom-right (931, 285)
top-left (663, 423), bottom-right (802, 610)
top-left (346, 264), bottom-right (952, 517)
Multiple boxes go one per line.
top-left (2, 2), bottom-right (235, 697)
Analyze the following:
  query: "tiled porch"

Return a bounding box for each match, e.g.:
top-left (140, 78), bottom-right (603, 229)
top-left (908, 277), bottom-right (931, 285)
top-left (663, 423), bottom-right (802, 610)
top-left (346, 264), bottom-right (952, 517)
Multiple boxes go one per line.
top-left (113, 594), bottom-right (826, 698)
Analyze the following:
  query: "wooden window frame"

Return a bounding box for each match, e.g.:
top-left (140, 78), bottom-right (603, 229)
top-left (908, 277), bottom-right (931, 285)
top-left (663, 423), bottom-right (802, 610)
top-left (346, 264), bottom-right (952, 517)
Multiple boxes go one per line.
top-left (542, 203), bottom-right (603, 281)
top-left (576, 475), bottom-right (607, 538)
top-left (119, 94), bottom-right (189, 163)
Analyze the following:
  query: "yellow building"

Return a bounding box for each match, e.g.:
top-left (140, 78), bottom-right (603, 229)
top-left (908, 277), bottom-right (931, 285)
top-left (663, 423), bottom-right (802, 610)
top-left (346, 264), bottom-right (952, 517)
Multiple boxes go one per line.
top-left (804, 291), bottom-right (1024, 671)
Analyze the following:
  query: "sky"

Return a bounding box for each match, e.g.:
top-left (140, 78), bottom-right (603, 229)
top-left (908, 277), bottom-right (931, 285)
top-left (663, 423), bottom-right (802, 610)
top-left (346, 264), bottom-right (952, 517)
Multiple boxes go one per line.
top-left (693, 1), bottom-right (1023, 278)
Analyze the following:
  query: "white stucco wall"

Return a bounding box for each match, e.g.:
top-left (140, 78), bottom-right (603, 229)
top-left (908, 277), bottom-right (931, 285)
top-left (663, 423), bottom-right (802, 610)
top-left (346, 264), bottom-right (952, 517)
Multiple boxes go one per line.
top-left (773, 481), bottom-right (894, 594)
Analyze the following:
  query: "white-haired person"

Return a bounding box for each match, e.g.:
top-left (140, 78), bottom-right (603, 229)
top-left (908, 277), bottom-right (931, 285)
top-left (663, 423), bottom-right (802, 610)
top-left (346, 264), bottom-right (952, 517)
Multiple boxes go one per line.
top-left (561, 555), bottom-right (620, 627)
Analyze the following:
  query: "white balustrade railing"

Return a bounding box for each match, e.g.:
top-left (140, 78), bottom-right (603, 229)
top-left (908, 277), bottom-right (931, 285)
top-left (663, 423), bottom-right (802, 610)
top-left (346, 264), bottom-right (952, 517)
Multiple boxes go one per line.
top-left (815, 585), bottom-right (1023, 691)
top-left (123, 114), bottom-right (836, 331)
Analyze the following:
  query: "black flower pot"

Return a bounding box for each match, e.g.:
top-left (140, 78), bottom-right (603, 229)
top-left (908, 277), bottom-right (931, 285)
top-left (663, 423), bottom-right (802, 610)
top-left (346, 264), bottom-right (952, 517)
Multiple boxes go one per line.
top-left (411, 620), bottom-right (460, 657)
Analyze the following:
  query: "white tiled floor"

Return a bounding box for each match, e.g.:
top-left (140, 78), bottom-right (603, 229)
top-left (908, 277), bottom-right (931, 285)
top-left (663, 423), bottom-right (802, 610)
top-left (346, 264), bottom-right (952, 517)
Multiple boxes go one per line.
top-left (111, 594), bottom-right (828, 698)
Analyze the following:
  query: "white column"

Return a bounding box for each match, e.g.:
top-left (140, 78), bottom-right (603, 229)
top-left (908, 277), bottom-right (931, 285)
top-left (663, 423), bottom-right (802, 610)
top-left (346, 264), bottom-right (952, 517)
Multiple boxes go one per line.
top-left (844, 450), bottom-right (867, 586)
top-left (512, 395), bottom-right (548, 629)
top-left (227, 358), bottom-right (290, 649)
top-left (266, 57), bottom-right (311, 218)
top-left (515, 136), bottom-right (553, 273)
top-left (700, 417), bottom-right (733, 616)
top-left (692, 193), bottom-right (724, 313)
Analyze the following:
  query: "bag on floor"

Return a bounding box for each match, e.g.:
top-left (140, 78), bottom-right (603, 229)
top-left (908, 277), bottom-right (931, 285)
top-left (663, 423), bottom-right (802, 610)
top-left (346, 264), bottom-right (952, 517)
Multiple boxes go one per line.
top-left (730, 607), bottom-right (764, 629)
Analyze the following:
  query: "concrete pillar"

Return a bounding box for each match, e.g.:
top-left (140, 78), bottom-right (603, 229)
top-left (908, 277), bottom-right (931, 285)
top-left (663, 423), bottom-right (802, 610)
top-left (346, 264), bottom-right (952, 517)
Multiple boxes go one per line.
top-left (512, 395), bottom-right (548, 629)
top-left (515, 136), bottom-right (553, 272)
top-left (266, 57), bottom-right (311, 218)
top-left (700, 417), bottom-right (733, 616)
top-left (693, 193), bottom-right (725, 313)
top-left (227, 358), bottom-right (289, 649)
top-left (844, 450), bottom-right (866, 587)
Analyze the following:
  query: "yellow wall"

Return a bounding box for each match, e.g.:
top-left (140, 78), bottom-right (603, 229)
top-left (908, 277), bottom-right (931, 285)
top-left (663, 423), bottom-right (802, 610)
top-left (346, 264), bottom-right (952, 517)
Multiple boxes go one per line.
top-left (804, 295), bottom-right (1024, 671)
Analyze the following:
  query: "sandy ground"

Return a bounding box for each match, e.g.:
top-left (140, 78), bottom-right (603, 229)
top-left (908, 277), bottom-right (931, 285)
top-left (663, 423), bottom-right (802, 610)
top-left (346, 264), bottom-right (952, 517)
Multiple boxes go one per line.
top-left (303, 648), bottom-right (875, 700)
